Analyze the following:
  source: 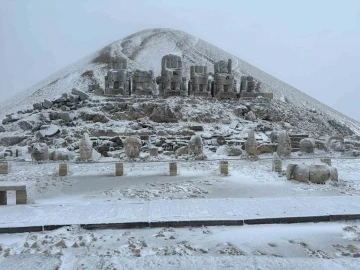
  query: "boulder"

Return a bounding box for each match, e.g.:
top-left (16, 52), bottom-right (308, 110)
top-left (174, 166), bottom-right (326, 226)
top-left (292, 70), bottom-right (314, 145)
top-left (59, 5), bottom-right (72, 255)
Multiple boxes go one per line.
top-left (188, 135), bottom-right (203, 156)
top-left (201, 133), bottom-right (212, 140)
top-left (277, 131), bottom-right (291, 157)
top-left (124, 136), bottom-right (141, 159)
top-left (227, 146), bottom-right (243, 156)
top-left (38, 124), bottom-right (60, 137)
top-left (49, 148), bottom-right (71, 161)
top-left (28, 143), bottom-right (49, 161)
top-left (156, 130), bottom-right (168, 136)
top-left (245, 129), bottom-right (257, 156)
top-left (18, 120), bottom-right (34, 131)
top-left (150, 106), bottom-right (178, 123)
top-left (68, 94), bottom-right (79, 103)
top-left (71, 88), bottom-right (90, 101)
top-left (309, 164), bottom-right (330, 184)
top-left (0, 136), bottom-right (26, 146)
top-left (42, 100), bottom-right (53, 109)
top-left (2, 114), bottom-right (20, 125)
top-left (233, 105), bottom-right (248, 117)
top-left (293, 164), bottom-right (310, 182)
top-left (60, 105), bottom-right (70, 111)
top-left (244, 111), bottom-right (256, 121)
top-left (33, 102), bottom-right (43, 110)
top-left (79, 133), bottom-right (93, 161)
top-left (257, 144), bottom-right (274, 154)
top-left (0, 125), bottom-right (5, 132)
top-left (175, 146), bottom-right (189, 156)
top-left (58, 112), bottom-right (73, 122)
top-left (217, 136), bottom-right (226, 146)
top-left (299, 138), bottom-right (314, 153)
top-left (110, 136), bottom-right (123, 147)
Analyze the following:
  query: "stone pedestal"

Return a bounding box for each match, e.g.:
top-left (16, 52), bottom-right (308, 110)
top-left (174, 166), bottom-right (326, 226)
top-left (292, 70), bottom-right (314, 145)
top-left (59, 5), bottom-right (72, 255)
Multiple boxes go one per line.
top-left (272, 159), bottom-right (282, 172)
top-left (219, 161), bottom-right (228, 176)
top-left (0, 191), bottom-right (7, 205)
top-left (320, 158), bottom-right (331, 166)
top-left (0, 162), bottom-right (9, 174)
top-left (15, 190), bottom-right (27, 204)
top-left (59, 163), bottom-right (68, 176)
top-left (169, 162), bottom-right (177, 176)
top-left (150, 148), bottom-right (158, 157)
top-left (115, 163), bottom-right (124, 176)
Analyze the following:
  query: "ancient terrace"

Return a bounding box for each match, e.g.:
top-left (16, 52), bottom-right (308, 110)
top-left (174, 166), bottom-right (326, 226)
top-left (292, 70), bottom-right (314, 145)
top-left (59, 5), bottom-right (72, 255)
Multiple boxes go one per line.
top-left (89, 54), bottom-right (273, 100)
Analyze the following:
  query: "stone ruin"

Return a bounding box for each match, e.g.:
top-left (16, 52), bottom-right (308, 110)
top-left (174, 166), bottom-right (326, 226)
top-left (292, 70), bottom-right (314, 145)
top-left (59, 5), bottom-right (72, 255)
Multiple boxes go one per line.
top-left (188, 66), bottom-right (210, 97)
top-left (132, 70), bottom-right (155, 96)
top-left (105, 56), bottom-right (131, 96)
top-left (240, 75), bottom-right (273, 100)
top-left (212, 59), bottom-right (237, 99)
top-left (156, 54), bottom-right (187, 97)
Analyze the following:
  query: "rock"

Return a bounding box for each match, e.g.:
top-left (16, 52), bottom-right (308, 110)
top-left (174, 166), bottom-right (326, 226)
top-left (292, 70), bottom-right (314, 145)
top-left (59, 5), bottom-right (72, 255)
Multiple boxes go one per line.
top-left (156, 130), bottom-right (168, 136)
top-left (330, 167), bottom-right (338, 181)
top-left (49, 148), bottom-right (71, 161)
top-left (257, 144), bottom-right (274, 154)
top-left (79, 133), bottom-right (93, 161)
top-left (38, 124), bottom-right (60, 137)
top-left (28, 143), bottom-right (49, 161)
top-left (58, 112), bottom-right (73, 122)
top-left (33, 102), bottom-right (42, 110)
top-left (2, 114), bottom-right (20, 125)
top-left (188, 135), bottom-right (203, 156)
top-left (18, 120), bottom-right (34, 131)
top-left (60, 105), bottom-right (69, 111)
top-left (0, 136), bottom-right (26, 146)
top-left (124, 136), bottom-right (141, 159)
top-left (42, 99), bottom-right (53, 109)
top-left (110, 136), bottom-right (123, 147)
top-left (201, 133), bottom-right (212, 140)
top-left (175, 146), bottom-right (188, 156)
top-left (227, 146), bottom-right (242, 156)
top-left (217, 136), bottom-right (226, 146)
top-left (189, 126), bottom-right (204, 131)
top-left (245, 129), bottom-right (257, 156)
top-left (0, 151), bottom-right (9, 159)
top-left (309, 164), bottom-right (330, 184)
top-left (68, 94), bottom-right (79, 103)
top-left (299, 138), bottom-right (314, 153)
top-left (293, 164), bottom-right (310, 182)
top-left (233, 105), bottom-right (248, 117)
top-left (71, 88), bottom-right (90, 101)
top-left (0, 125), bottom-right (5, 132)
top-left (244, 111), bottom-right (256, 121)
top-left (150, 106), bottom-right (178, 123)
top-left (277, 131), bottom-right (291, 157)
top-left (92, 113), bottom-right (109, 123)
top-left (326, 136), bottom-right (345, 152)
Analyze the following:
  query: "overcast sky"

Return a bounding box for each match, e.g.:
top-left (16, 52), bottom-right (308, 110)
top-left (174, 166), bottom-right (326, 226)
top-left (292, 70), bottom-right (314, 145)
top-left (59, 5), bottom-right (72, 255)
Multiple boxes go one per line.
top-left (0, 0), bottom-right (359, 120)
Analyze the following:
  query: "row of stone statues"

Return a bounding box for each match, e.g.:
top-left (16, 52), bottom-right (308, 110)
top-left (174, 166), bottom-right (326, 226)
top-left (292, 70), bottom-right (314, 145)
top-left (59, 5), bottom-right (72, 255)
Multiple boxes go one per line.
top-left (89, 54), bottom-right (265, 99)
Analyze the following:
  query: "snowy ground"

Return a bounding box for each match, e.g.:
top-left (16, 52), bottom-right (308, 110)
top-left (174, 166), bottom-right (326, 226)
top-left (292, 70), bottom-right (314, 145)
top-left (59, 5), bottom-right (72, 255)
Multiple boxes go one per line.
top-left (0, 222), bottom-right (360, 269)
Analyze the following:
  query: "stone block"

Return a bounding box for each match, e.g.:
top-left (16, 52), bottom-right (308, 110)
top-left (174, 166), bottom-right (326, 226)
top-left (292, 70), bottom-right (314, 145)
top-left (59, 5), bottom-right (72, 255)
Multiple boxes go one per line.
top-left (149, 148), bottom-right (158, 157)
top-left (272, 159), bottom-right (282, 172)
top-left (0, 162), bottom-right (9, 174)
top-left (16, 190), bottom-right (27, 204)
top-left (115, 163), bottom-right (124, 176)
top-left (59, 163), bottom-right (68, 176)
top-left (219, 161), bottom-right (228, 176)
top-left (169, 162), bottom-right (177, 176)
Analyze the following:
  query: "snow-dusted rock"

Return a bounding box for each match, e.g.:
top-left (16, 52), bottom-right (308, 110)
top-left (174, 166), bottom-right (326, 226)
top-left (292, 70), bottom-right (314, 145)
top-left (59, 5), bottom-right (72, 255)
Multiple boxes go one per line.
top-left (58, 112), bottom-right (73, 122)
top-left (175, 146), bottom-right (188, 156)
top-left (201, 133), bottom-right (212, 139)
top-left (300, 138), bottom-right (314, 153)
top-left (245, 129), bottom-right (257, 156)
top-left (38, 124), bottom-right (60, 137)
top-left (309, 164), bottom-right (330, 184)
top-left (257, 144), bottom-right (274, 154)
top-left (18, 120), bottom-right (34, 130)
top-left (326, 136), bottom-right (345, 152)
top-left (188, 135), bottom-right (203, 156)
top-left (124, 136), bottom-right (141, 159)
top-left (227, 146), bottom-right (243, 156)
top-left (79, 133), bottom-right (93, 161)
top-left (277, 131), bottom-right (291, 157)
top-left (2, 114), bottom-right (20, 125)
top-left (244, 111), bottom-right (256, 121)
top-left (71, 88), bottom-right (90, 101)
top-left (156, 130), bottom-right (168, 136)
top-left (42, 99), bottom-right (53, 109)
top-left (28, 143), bottom-right (49, 161)
top-left (150, 106), bottom-right (178, 123)
top-left (0, 125), bottom-right (5, 132)
top-left (49, 148), bottom-right (71, 161)
top-left (33, 102), bottom-right (43, 110)
top-left (293, 164), bottom-right (310, 182)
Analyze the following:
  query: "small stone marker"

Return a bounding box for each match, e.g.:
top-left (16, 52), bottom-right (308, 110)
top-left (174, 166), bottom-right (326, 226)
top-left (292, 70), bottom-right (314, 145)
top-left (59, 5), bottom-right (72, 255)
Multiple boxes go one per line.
top-left (115, 163), bottom-right (124, 176)
top-left (59, 163), bottom-right (68, 176)
top-left (0, 162), bottom-right (9, 174)
top-left (272, 159), bottom-right (282, 172)
top-left (149, 148), bottom-right (158, 157)
top-left (320, 158), bottom-right (331, 166)
top-left (219, 161), bottom-right (228, 176)
top-left (169, 162), bottom-right (177, 176)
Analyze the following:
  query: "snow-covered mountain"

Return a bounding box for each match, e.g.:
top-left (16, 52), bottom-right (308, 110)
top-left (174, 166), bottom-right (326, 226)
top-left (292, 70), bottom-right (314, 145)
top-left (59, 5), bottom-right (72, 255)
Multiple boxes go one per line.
top-left (1, 28), bottom-right (359, 133)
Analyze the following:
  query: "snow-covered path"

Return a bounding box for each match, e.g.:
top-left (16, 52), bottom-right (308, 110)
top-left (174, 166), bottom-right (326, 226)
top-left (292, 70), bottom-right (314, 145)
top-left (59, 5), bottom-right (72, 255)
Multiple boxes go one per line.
top-left (1, 196), bottom-right (360, 230)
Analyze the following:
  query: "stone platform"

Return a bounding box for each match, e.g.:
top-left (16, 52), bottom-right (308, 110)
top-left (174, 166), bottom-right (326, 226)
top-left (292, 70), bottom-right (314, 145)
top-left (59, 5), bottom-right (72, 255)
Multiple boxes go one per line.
top-left (0, 196), bottom-right (360, 233)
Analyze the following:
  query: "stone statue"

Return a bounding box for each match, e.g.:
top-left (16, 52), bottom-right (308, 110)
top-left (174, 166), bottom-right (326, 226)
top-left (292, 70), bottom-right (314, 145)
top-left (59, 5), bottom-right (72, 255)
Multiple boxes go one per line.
top-left (189, 66), bottom-right (210, 97)
top-left (213, 59), bottom-right (237, 99)
top-left (124, 137), bottom-right (141, 159)
top-left (28, 143), bottom-right (49, 161)
top-left (104, 57), bottom-right (131, 96)
top-left (277, 131), bottom-right (292, 157)
top-left (132, 70), bottom-right (155, 96)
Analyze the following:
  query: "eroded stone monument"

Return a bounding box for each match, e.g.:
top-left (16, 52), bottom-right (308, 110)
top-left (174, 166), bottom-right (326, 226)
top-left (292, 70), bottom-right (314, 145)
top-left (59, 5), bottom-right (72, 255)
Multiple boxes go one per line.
top-left (188, 66), bottom-right (210, 97)
top-left (212, 59), bottom-right (237, 99)
top-left (132, 70), bottom-right (155, 96)
top-left (105, 57), bottom-right (131, 96)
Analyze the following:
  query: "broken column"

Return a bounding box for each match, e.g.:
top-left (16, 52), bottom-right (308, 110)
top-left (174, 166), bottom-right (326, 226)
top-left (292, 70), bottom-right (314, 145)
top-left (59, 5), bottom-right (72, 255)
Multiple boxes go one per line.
top-left (169, 162), bottom-right (177, 176)
top-left (115, 163), bottom-right (124, 176)
top-left (59, 163), bottom-right (68, 176)
top-left (219, 161), bottom-right (228, 176)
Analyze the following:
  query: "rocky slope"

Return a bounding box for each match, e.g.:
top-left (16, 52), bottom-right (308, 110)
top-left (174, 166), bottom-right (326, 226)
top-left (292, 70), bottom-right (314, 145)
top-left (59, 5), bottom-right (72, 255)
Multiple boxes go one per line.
top-left (0, 28), bottom-right (359, 134)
